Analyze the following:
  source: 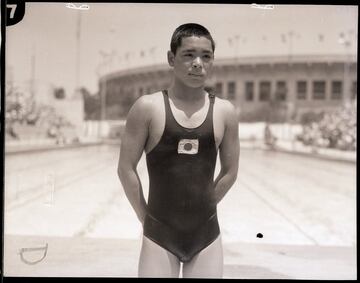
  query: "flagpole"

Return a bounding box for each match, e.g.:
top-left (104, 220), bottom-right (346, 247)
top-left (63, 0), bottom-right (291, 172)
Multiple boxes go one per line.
top-left (75, 10), bottom-right (81, 99)
top-left (30, 45), bottom-right (36, 99)
top-left (228, 35), bottom-right (240, 62)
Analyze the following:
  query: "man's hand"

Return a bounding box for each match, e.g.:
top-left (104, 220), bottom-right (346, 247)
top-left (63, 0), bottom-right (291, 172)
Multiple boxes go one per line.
top-left (118, 96), bottom-right (152, 225)
top-left (212, 100), bottom-right (240, 205)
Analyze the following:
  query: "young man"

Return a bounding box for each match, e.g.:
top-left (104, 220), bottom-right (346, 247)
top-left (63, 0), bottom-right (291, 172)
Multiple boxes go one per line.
top-left (118, 23), bottom-right (239, 278)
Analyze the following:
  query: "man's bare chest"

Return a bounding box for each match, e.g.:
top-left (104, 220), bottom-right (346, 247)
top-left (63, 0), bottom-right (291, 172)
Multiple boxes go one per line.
top-left (146, 99), bottom-right (225, 153)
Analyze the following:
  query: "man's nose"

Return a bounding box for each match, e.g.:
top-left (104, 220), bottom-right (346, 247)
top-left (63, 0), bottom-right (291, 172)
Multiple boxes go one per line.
top-left (192, 57), bottom-right (203, 68)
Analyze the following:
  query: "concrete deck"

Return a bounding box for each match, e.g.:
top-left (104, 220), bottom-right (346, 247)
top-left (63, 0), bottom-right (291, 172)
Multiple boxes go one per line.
top-left (3, 142), bottom-right (357, 279)
top-left (4, 235), bottom-right (356, 279)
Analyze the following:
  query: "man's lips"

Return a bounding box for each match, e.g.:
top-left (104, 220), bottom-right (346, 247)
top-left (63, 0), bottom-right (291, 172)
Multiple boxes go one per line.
top-left (188, 73), bottom-right (204, 77)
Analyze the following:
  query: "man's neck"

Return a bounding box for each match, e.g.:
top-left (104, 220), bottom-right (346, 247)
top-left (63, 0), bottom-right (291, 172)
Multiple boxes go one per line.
top-left (169, 80), bottom-right (206, 103)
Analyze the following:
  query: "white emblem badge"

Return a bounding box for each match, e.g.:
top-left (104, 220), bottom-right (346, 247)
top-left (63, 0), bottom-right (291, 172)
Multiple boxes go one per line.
top-left (178, 139), bottom-right (199, 154)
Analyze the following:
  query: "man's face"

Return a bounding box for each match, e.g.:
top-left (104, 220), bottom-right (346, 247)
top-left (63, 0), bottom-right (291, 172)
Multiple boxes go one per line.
top-left (168, 36), bottom-right (214, 88)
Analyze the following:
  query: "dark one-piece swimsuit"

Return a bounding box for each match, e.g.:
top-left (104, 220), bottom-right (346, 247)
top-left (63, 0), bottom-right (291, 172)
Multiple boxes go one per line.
top-left (143, 89), bottom-right (220, 262)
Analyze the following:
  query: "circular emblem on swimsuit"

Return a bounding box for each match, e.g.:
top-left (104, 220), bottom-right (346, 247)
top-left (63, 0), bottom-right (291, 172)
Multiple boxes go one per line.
top-left (178, 139), bottom-right (199, 154)
top-left (184, 143), bottom-right (193, 151)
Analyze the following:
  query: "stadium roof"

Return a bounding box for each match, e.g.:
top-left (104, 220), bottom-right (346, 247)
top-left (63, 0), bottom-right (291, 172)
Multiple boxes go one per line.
top-left (101, 54), bottom-right (357, 82)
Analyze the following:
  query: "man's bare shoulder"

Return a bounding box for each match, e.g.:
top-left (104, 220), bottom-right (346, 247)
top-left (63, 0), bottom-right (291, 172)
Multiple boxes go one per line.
top-left (132, 91), bottom-right (162, 108)
top-left (128, 91), bottom-right (163, 117)
top-left (214, 97), bottom-right (237, 121)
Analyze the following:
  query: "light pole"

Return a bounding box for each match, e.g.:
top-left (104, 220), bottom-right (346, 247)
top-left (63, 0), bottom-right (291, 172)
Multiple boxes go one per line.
top-left (95, 64), bottom-right (103, 139)
top-left (124, 52), bottom-right (131, 69)
top-left (281, 30), bottom-right (300, 65)
top-left (281, 30), bottom-right (299, 143)
top-left (149, 46), bottom-right (157, 66)
top-left (30, 45), bottom-right (36, 100)
top-left (96, 50), bottom-right (116, 139)
top-left (95, 24), bottom-right (120, 139)
top-left (228, 35), bottom-right (240, 62)
top-left (338, 30), bottom-right (354, 109)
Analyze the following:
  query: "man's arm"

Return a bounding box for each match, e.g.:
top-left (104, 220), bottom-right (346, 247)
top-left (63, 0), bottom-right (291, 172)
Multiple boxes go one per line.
top-left (117, 96), bottom-right (150, 225)
top-left (213, 101), bottom-right (240, 205)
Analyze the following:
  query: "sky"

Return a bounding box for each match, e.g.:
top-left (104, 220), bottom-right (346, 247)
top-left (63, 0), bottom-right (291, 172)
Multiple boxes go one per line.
top-left (5, 3), bottom-right (358, 96)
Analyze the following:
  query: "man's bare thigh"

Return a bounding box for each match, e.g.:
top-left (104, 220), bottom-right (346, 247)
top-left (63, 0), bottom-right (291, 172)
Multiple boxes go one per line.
top-left (138, 235), bottom-right (181, 278)
top-left (182, 235), bottom-right (223, 278)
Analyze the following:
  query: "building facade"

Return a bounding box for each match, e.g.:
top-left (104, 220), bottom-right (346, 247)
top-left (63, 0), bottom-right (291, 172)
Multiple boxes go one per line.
top-left (99, 54), bottom-right (357, 122)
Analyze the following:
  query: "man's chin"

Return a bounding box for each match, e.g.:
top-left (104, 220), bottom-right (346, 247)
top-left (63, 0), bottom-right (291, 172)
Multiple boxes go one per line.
top-left (187, 84), bottom-right (205, 89)
top-left (174, 75), bottom-right (207, 88)
top-left (183, 79), bottom-right (206, 88)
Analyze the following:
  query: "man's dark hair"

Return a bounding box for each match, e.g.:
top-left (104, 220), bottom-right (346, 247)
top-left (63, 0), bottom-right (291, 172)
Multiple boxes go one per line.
top-left (170, 23), bottom-right (215, 55)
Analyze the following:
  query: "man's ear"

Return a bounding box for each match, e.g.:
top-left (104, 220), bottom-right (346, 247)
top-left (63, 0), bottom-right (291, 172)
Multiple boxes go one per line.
top-left (167, 50), bottom-right (175, 67)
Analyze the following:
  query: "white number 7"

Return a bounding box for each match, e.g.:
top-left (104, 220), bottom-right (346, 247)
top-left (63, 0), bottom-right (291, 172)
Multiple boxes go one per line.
top-left (7, 4), bottom-right (17, 19)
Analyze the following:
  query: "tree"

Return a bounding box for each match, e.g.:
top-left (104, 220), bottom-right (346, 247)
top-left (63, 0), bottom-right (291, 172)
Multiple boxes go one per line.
top-left (54, 87), bottom-right (66, 99)
top-left (79, 87), bottom-right (100, 120)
